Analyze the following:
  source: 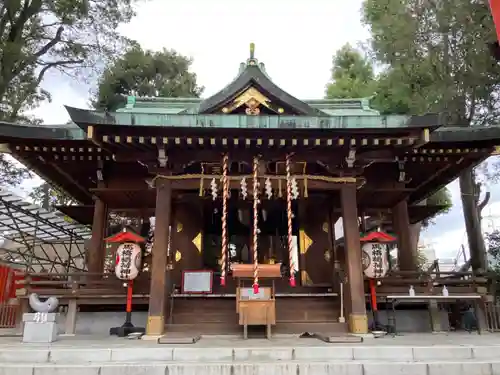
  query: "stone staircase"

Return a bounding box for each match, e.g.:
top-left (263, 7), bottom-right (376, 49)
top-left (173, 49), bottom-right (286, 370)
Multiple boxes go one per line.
top-left (2, 340), bottom-right (500, 374)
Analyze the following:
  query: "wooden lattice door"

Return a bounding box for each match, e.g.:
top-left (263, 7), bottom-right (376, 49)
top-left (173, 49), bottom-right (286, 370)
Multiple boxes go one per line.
top-left (299, 201), bottom-right (333, 286)
top-left (170, 202), bottom-right (204, 287)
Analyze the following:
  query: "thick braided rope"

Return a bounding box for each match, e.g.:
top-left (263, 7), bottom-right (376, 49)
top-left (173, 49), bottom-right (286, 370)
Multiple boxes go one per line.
top-left (220, 153), bottom-right (229, 286)
top-left (286, 153), bottom-right (296, 287)
top-left (252, 156), bottom-right (259, 294)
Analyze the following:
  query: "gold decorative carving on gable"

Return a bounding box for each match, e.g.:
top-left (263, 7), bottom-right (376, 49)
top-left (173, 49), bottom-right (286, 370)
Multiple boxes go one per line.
top-left (299, 229), bottom-right (313, 255)
top-left (223, 87), bottom-right (271, 115)
top-left (192, 232), bottom-right (202, 254)
top-left (301, 270), bottom-right (312, 285)
top-left (322, 222), bottom-right (329, 233)
top-left (175, 250), bottom-right (182, 262)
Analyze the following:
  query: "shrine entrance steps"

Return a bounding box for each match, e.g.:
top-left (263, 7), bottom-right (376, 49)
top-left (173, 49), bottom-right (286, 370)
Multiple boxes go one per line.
top-left (2, 334), bottom-right (500, 374)
top-left (167, 295), bottom-right (346, 336)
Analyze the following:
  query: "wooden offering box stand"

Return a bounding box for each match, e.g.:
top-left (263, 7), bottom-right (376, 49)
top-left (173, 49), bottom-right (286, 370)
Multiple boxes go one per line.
top-left (232, 263), bottom-right (281, 339)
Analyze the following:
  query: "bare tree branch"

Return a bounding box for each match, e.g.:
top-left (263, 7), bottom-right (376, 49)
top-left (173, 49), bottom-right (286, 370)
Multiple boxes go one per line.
top-left (36, 59), bottom-right (84, 84)
top-left (478, 191), bottom-right (491, 214)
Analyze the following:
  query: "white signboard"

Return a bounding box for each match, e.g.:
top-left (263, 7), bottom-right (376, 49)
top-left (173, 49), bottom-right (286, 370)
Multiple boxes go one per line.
top-left (240, 287), bottom-right (268, 300)
top-left (182, 271), bottom-right (213, 294)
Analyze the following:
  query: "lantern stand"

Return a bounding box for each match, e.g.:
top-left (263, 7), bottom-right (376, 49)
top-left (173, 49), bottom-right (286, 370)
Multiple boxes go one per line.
top-left (106, 228), bottom-right (146, 337)
top-left (360, 231), bottom-right (396, 331)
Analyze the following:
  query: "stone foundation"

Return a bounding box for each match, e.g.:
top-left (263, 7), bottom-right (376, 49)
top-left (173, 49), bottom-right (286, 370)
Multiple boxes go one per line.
top-left (56, 308), bottom-right (449, 335)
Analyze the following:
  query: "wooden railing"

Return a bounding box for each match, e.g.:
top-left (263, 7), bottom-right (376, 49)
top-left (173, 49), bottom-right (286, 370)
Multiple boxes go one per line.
top-left (15, 272), bottom-right (151, 302)
top-left (364, 270), bottom-right (488, 297)
top-left (8, 269), bottom-right (492, 334)
top-left (12, 272), bottom-right (152, 335)
top-left (16, 269), bottom-right (489, 302)
top-left (485, 302), bottom-right (500, 331)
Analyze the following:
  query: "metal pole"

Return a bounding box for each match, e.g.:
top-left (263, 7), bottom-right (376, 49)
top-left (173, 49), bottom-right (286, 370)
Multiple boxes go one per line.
top-left (26, 211), bottom-right (40, 273)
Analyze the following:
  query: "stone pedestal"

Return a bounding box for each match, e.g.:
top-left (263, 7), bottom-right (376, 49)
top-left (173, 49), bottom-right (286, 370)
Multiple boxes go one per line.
top-left (428, 301), bottom-right (443, 332)
top-left (22, 313), bottom-right (58, 343)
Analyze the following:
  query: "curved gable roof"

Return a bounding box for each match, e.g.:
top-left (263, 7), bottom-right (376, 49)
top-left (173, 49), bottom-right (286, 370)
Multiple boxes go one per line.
top-left (199, 45), bottom-right (324, 116)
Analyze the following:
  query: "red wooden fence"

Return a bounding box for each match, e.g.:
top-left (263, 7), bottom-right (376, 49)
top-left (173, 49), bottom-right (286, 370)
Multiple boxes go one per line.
top-left (0, 264), bottom-right (20, 328)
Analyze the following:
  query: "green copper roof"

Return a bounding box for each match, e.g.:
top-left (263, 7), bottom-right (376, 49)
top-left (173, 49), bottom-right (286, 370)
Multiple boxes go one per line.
top-left (117, 44), bottom-right (380, 117)
top-left (65, 106), bottom-right (430, 129)
top-left (118, 96), bottom-right (380, 117)
top-left (2, 118), bottom-right (500, 145)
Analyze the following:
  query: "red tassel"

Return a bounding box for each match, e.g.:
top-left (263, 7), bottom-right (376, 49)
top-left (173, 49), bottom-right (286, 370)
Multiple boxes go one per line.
top-left (220, 277), bottom-right (226, 286)
top-left (253, 283), bottom-right (259, 294)
top-left (290, 276), bottom-right (296, 287)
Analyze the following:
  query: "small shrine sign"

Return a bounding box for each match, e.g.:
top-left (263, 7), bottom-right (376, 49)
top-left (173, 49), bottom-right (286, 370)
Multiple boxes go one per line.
top-left (181, 270), bottom-right (213, 294)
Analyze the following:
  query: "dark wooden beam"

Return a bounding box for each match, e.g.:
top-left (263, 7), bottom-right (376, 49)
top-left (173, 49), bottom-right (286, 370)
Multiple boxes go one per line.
top-left (111, 149), bottom-right (461, 168)
top-left (48, 162), bottom-right (94, 200)
top-left (413, 128), bottom-right (430, 148)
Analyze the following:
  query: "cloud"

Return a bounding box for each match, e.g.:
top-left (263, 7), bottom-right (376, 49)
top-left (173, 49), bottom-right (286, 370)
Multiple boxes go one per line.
top-left (30, 70), bottom-right (90, 124)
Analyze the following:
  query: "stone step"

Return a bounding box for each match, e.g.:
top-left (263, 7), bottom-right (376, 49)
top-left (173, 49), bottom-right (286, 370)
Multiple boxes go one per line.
top-left (1, 345), bottom-right (499, 363)
top-left (1, 360), bottom-right (500, 375)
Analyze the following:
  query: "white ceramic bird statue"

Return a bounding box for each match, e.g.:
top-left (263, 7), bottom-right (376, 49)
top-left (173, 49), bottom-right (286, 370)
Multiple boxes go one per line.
top-left (29, 293), bottom-right (59, 313)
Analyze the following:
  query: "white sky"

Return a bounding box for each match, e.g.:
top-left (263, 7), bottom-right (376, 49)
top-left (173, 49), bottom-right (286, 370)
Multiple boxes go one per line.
top-left (32, 0), bottom-right (369, 123)
top-left (24, 0), bottom-right (499, 260)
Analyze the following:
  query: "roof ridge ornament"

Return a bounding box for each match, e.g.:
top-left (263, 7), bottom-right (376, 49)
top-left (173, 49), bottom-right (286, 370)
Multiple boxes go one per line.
top-left (247, 42), bottom-right (258, 66)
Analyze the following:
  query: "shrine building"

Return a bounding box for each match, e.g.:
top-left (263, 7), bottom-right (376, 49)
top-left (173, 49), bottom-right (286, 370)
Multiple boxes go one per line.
top-left (1, 44), bottom-right (499, 337)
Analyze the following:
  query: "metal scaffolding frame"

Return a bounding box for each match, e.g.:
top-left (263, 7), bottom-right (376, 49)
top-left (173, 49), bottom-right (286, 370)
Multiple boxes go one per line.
top-left (0, 187), bottom-right (91, 273)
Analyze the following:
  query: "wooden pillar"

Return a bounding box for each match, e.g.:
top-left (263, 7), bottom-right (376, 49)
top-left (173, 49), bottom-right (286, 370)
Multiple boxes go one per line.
top-left (340, 184), bottom-right (368, 334)
top-left (393, 200), bottom-right (416, 271)
top-left (88, 198), bottom-right (107, 274)
top-left (64, 281), bottom-right (79, 335)
top-left (328, 204), bottom-right (338, 287)
top-left (146, 179), bottom-right (172, 336)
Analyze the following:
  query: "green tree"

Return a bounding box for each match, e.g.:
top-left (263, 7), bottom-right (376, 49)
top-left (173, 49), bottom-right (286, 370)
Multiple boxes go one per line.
top-left (0, 155), bottom-right (31, 186)
top-left (325, 43), bottom-right (377, 99)
top-left (324, 43), bottom-right (434, 115)
top-left (0, 0), bottom-right (138, 187)
top-left (485, 230), bottom-right (500, 296)
top-left (389, 244), bottom-right (429, 271)
top-left (94, 47), bottom-right (204, 111)
top-left (325, 43), bottom-right (453, 220)
top-left (0, 0), bottom-right (138, 121)
top-left (29, 183), bottom-right (76, 211)
top-left (362, 0), bottom-right (500, 271)
top-left (424, 188), bottom-right (453, 225)
top-left (486, 230), bottom-right (500, 270)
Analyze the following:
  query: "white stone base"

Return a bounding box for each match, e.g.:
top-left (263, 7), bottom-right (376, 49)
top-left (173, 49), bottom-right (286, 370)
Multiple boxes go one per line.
top-left (141, 334), bottom-right (162, 341)
top-left (22, 313), bottom-right (58, 343)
